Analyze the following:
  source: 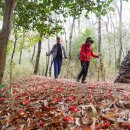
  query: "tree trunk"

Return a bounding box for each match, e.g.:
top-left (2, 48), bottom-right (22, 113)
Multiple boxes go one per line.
top-left (11, 33), bottom-right (17, 63)
top-left (97, 16), bottom-right (105, 81)
top-left (19, 44), bottom-right (23, 64)
top-left (0, 0), bottom-right (17, 84)
top-left (45, 39), bottom-right (50, 76)
top-left (117, 0), bottom-right (123, 68)
top-left (64, 29), bottom-right (68, 54)
top-left (31, 44), bottom-right (36, 62)
top-left (33, 34), bottom-right (42, 75)
top-left (105, 16), bottom-right (112, 67)
top-left (69, 17), bottom-right (75, 60)
top-left (98, 16), bottom-right (101, 53)
top-left (78, 17), bottom-right (80, 34)
top-left (110, 13), bottom-right (117, 72)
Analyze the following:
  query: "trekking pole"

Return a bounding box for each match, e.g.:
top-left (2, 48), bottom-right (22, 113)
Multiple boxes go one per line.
top-left (49, 56), bottom-right (54, 77)
top-left (45, 52), bottom-right (49, 76)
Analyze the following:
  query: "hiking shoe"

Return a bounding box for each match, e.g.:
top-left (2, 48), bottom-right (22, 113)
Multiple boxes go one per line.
top-left (76, 77), bottom-right (81, 82)
top-left (81, 80), bottom-right (87, 83)
top-left (77, 79), bottom-right (80, 82)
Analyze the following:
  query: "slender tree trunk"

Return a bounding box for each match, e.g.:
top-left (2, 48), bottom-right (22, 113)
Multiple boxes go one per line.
top-left (78, 17), bottom-right (80, 34)
top-left (11, 34), bottom-right (17, 63)
top-left (45, 39), bottom-right (50, 76)
top-left (98, 16), bottom-right (101, 53)
top-left (97, 16), bottom-right (105, 81)
top-left (64, 29), bottom-right (68, 54)
top-left (117, 0), bottom-right (123, 68)
top-left (33, 34), bottom-right (42, 75)
top-left (69, 17), bottom-right (75, 60)
top-left (0, 0), bottom-right (17, 84)
top-left (110, 13), bottom-right (117, 71)
top-left (105, 18), bottom-right (112, 67)
top-left (31, 45), bottom-right (36, 62)
top-left (19, 44), bottom-right (23, 64)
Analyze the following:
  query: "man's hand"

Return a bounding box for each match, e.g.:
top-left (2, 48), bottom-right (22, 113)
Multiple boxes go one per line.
top-left (65, 57), bottom-right (67, 61)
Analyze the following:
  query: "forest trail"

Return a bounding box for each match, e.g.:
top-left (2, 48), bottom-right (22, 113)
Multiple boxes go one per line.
top-left (0, 75), bottom-right (130, 129)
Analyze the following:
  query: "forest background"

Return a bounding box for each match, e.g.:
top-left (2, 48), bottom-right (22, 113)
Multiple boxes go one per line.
top-left (0, 0), bottom-right (130, 84)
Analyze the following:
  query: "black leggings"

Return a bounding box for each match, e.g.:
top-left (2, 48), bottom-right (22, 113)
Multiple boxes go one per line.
top-left (77, 61), bottom-right (90, 81)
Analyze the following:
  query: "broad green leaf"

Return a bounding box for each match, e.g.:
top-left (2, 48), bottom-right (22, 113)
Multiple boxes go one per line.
top-left (0, 84), bottom-right (7, 89)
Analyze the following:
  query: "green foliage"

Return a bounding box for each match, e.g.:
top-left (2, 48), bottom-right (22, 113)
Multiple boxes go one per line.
top-left (14, 1), bottom-right (64, 37)
top-left (4, 56), bottom-right (34, 82)
top-left (0, 0), bottom-right (4, 19)
top-left (7, 40), bottom-right (14, 55)
top-left (13, 0), bottom-right (114, 37)
top-left (0, 84), bottom-right (6, 89)
top-left (25, 34), bottom-right (41, 49)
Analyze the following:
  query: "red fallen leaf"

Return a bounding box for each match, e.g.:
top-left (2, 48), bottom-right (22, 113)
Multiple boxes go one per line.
top-left (39, 121), bottom-right (45, 127)
top-left (68, 96), bottom-right (75, 102)
top-left (41, 84), bottom-right (46, 88)
top-left (15, 94), bottom-right (22, 100)
top-left (108, 88), bottom-right (112, 91)
top-left (34, 86), bottom-right (38, 91)
top-left (94, 124), bottom-right (99, 130)
top-left (19, 109), bottom-right (25, 116)
top-left (0, 97), bottom-right (5, 101)
top-left (123, 92), bottom-right (130, 97)
top-left (45, 105), bottom-right (54, 111)
top-left (41, 89), bottom-right (46, 93)
top-left (53, 97), bottom-right (61, 103)
top-left (23, 99), bottom-right (31, 105)
top-left (105, 121), bottom-right (111, 127)
top-left (89, 85), bottom-right (98, 89)
top-left (63, 116), bottom-right (75, 122)
top-left (69, 105), bottom-right (79, 112)
top-left (56, 87), bottom-right (64, 92)
top-left (107, 93), bottom-right (113, 97)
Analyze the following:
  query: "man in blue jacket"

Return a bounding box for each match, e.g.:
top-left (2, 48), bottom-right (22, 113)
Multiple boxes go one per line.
top-left (46, 37), bottom-right (67, 79)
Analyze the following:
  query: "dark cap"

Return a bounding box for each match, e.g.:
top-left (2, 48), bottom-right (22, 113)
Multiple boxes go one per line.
top-left (85, 37), bottom-right (94, 44)
top-left (56, 36), bottom-right (60, 39)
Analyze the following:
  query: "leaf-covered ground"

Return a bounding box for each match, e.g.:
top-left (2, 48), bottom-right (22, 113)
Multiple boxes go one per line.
top-left (0, 76), bottom-right (130, 130)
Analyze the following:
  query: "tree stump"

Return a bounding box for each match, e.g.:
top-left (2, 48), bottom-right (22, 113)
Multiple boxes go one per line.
top-left (115, 50), bottom-right (130, 83)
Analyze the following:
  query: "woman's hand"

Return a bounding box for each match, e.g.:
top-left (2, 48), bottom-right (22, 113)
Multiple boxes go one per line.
top-left (46, 52), bottom-right (49, 56)
top-left (96, 53), bottom-right (101, 58)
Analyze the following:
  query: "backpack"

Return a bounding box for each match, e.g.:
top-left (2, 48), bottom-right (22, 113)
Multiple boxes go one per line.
top-left (77, 51), bottom-right (80, 60)
top-left (77, 44), bottom-right (86, 60)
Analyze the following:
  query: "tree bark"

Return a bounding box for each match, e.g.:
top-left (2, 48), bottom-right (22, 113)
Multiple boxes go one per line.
top-left (110, 13), bottom-right (117, 71)
top-left (98, 16), bottom-right (101, 53)
top-left (64, 29), bottom-right (68, 54)
top-left (0, 0), bottom-right (17, 84)
top-left (31, 44), bottom-right (36, 62)
top-left (97, 16), bottom-right (105, 81)
top-left (19, 44), bottom-right (23, 64)
top-left (105, 16), bottom-right (112, 67)
top-left (45, 39), bottom-right (50, 76)
top-left (69, 17), bottom-right (75, 60)
top-left (117, 0), bottom-right (123, 68)
top-left (11, 33), bottom-right (17, 63)
top-left (78, 17), bottom-right (80, 34)
top-left (33, 34), bottom-right (42, 75)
